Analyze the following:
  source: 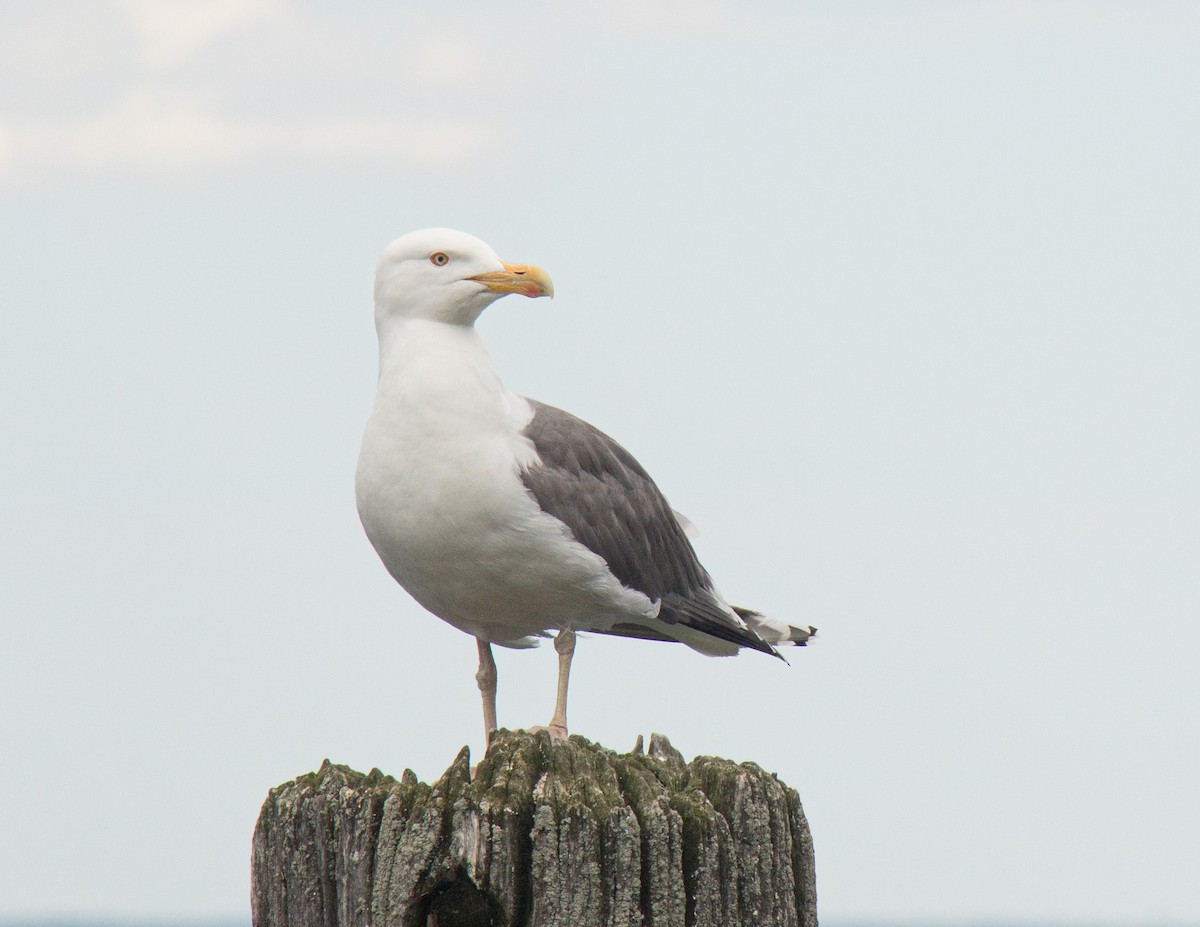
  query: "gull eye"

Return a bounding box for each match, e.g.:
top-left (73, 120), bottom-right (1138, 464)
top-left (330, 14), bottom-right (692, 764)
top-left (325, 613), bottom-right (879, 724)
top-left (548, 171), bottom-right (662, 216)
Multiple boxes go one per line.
top-left (430, 251), bottom-right (450, 266)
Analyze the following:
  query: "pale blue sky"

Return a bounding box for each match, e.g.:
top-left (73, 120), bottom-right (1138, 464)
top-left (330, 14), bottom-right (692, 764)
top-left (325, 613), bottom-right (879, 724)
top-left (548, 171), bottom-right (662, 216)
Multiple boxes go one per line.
top-left (2, 1), bottom-right (1198, 922)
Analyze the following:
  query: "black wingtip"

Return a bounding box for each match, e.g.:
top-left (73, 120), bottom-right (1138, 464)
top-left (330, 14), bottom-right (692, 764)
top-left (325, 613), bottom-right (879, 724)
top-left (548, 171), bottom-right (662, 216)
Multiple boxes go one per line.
top-left (745, 632), bottom-right (784, 661)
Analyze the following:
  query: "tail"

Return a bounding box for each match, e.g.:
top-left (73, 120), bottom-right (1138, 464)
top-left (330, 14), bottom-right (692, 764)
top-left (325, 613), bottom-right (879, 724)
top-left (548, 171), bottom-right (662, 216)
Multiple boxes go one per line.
top-left (732, 606), bottom-right (817, 647)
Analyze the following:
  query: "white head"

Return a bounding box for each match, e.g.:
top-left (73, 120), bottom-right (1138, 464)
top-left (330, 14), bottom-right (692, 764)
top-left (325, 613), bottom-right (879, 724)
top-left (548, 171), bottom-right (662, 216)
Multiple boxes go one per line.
top-left (374, 228), bottom-right (554, 328)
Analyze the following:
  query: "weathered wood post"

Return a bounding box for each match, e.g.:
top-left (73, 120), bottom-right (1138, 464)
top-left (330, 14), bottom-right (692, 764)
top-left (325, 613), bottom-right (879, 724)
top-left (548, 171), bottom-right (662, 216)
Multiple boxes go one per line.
top-left (252, 729), bottom-right (817, 927)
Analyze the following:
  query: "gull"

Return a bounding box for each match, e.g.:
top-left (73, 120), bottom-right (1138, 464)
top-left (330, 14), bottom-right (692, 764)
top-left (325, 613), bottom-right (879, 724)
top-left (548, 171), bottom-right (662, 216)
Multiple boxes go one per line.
top-left (355, 229), bottom-right (814, 747)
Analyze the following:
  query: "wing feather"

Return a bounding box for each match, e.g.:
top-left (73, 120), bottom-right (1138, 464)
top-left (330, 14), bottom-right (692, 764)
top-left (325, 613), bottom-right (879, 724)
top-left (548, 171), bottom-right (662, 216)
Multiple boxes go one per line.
top-left (518, 400), bottom-right (774, 655)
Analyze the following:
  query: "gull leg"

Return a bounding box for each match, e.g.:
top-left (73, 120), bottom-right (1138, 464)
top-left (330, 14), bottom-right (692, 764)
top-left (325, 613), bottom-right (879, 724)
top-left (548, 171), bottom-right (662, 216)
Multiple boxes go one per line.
top-left (475, 638), bottom-right (498, 751)
top-left (546, 629), bottom-right (576, 741)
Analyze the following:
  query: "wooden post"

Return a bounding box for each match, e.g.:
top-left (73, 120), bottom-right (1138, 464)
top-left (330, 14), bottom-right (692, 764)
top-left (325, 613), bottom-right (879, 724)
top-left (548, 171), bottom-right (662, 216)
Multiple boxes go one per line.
top-left (252, 730), bottom-right (817, 927)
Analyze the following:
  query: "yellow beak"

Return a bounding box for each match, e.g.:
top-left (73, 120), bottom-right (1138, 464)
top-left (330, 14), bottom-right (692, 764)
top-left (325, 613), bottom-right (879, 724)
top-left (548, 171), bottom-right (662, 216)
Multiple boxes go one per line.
top-left (469, 261), bottom-right (555, 299)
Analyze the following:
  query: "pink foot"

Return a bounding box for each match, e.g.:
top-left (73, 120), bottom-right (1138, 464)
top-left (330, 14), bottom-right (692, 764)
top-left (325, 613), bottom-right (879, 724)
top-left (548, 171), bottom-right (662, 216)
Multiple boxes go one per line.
top-left (529, 724), bottom-right (569, 741)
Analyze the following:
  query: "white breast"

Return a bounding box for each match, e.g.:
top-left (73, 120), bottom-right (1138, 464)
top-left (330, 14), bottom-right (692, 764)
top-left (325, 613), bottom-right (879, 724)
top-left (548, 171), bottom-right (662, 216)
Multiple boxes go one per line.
top-left (355, 319), bottom-right (655, 644)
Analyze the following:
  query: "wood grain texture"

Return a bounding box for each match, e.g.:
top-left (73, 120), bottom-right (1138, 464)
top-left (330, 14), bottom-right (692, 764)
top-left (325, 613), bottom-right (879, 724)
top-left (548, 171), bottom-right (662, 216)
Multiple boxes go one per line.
top-left (252, 730), bottom-right (817, 927)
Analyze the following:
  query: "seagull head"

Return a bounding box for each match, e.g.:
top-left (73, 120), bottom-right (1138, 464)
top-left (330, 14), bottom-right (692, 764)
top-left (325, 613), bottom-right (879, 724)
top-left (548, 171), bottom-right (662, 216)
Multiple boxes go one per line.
top-left (374, 228), bottom-right (554, 327)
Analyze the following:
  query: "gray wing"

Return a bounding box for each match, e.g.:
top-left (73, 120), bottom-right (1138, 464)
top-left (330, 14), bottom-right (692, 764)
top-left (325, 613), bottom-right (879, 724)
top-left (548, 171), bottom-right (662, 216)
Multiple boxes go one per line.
top-left (519, 400), bottom-right (774, 655)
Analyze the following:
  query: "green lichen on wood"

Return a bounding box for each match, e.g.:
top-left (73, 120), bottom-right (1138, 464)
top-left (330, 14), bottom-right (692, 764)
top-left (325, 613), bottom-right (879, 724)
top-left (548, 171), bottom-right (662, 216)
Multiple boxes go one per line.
top-left (252, 760), bottom-right (401, 927)
top-left (686, 757), bottom-right (801, 927)
top-left (669, 780), bottom-right (737, 927)
top-left (252, 730), bottom-right (817, 927)
top-left (610, 752), bottom-right (687, 927)
top-left (514, 732), bottom-right (639, 927)
top-left (784, 786), bottom-right (819, 927)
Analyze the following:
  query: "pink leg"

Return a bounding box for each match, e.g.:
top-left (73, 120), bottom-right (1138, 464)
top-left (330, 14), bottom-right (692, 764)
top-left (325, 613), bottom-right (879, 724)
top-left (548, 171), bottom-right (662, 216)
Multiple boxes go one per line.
top-left (475, 638), bottom-right (497, 751)
top-left (546, 629), bottom-right (576, 740)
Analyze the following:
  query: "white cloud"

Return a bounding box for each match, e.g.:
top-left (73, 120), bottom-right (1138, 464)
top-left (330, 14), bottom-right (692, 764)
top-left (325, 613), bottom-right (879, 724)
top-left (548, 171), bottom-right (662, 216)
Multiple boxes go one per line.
top-left (116, 0), bottom-right (284, 69)
top-left (7, 0), bottom-right (1196, 188)
top-left (0, 87), bottom-right (499, 186)
top-left (407, 34), bottom-right (494, 85)
top-left (0, 0), bottom-right (523, 187)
